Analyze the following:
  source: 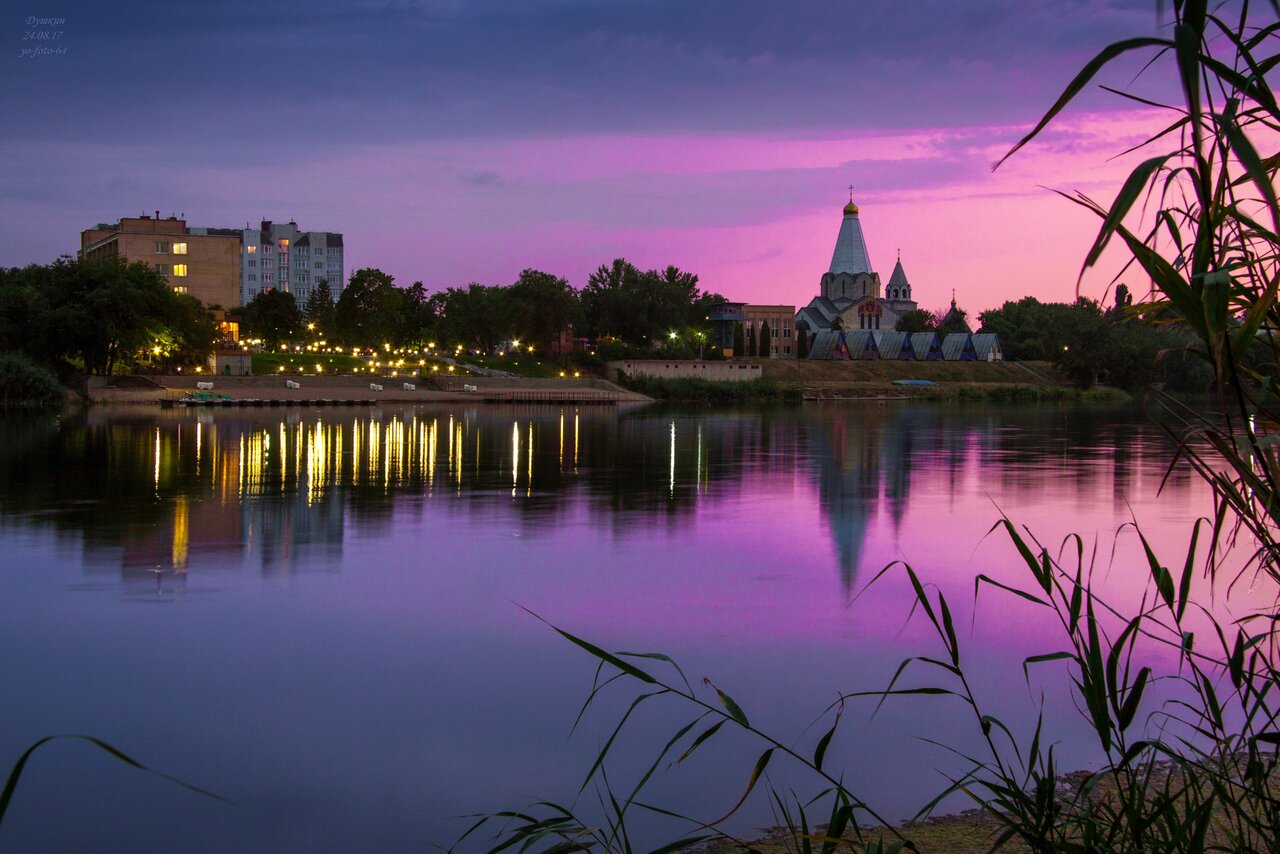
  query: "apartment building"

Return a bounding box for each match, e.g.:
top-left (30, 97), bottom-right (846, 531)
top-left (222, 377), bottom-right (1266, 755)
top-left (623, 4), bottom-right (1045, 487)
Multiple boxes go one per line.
top-left (80, 213), bottom-right (242, 308)
top-left (81, 213), bottom-right (346, 309)
top-left (240, 220), bottom-right (344, 306)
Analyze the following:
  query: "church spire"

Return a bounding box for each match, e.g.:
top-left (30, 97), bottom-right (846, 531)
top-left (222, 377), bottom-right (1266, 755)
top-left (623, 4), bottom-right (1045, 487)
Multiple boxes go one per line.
top-left (888, 256), bottom-right (909, 289)
top-left (829, 195), bottom-right (872, 275)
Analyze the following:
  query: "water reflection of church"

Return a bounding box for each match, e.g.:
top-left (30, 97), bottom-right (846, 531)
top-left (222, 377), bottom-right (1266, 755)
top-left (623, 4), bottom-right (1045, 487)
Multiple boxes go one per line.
top-left (806, 406), bottom-right (926, 590)
top-left (807, 405), bottom-right (1029, 589)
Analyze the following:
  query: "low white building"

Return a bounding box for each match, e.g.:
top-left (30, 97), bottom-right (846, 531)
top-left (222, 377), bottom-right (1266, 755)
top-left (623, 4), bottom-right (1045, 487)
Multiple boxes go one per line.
top-left (208, 349), bottom-right (252, 376)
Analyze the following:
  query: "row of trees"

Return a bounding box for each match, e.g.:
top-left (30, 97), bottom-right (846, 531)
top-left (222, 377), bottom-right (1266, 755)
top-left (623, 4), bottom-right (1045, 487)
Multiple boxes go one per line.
top-left (731, 321), bottom-right (774, 359)
top-left (0, 257), bottom-right (217, 376)
top-left (240, 259), bottom-right (723, 356)
top-left (894, 306), bottom-right (972, 336)
top-left (977, 293), bottom-right (1210, 391)
top-left (879, 288), bottom-right (1208, 393)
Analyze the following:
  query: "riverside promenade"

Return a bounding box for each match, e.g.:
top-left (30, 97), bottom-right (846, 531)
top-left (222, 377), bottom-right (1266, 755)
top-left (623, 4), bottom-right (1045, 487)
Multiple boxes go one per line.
top-left (86, 375), bottom-right (651, 406)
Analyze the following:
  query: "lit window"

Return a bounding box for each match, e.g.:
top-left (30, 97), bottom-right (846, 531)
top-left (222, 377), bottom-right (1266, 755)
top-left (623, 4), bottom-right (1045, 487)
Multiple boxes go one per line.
top-left (173, 264), bottom-right (188, 277)
top-left (278, 239), bottom-right (289, 249)
top-left (173, 242), bottom-right (188, 255)
top-left (173, 285), bottom-right (188, 294)
top-left (154, 242), bottom-right (169, 253)
top-left (246, 245), bottom-right (257, 254)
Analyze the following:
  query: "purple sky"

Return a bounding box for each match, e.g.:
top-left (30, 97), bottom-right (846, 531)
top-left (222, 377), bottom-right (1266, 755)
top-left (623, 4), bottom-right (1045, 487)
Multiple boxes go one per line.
top-left (3, 0), bottom-right (1180, 313)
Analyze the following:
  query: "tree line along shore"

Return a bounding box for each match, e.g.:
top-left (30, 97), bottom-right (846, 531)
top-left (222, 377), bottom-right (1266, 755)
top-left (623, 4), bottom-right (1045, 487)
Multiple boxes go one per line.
top-left (0, 252), bottom-right (1226, 409)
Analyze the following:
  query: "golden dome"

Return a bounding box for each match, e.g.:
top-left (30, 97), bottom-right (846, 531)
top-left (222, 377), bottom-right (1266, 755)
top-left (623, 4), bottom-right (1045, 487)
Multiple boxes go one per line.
top-left (843, 200), bottom-right (859, 215)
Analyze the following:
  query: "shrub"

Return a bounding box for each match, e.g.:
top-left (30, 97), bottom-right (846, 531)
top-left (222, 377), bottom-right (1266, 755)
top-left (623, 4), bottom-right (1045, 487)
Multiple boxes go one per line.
top-left (0, 352), bottom-right (67, 409)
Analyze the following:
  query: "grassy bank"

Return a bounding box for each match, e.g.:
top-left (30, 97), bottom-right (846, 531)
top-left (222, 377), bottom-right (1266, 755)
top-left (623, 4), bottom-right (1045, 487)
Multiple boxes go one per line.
top-left (922, 384), bottom-right (1130, 403)
top-left (251, 352), bottom-right (368, 375)
top-left (760, 358), bottom-right (1066, 386)
top-left (618, 374), bottom-right (800, 403)
top-left (617, 360), bottom-right (1124, 405)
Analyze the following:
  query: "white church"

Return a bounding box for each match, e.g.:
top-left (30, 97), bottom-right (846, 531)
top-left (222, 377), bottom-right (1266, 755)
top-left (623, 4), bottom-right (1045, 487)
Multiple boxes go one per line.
top-left (795, 197), bottom-right (919, 347)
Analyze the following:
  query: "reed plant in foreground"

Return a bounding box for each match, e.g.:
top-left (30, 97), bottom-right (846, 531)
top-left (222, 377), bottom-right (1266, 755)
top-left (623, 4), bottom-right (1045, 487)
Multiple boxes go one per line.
top-left (0, 734), bottom-right (229, 830)
top-left (466, 2), bottom-right (1280, 850)
top-left (462, 512), bottom-right (1278, 852)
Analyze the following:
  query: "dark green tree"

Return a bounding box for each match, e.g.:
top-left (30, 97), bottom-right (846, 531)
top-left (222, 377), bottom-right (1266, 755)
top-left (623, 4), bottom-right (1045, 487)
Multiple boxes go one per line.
top-left (158, 294), bottom-right (219, 368)
top-left (335, 268), bottom-right (404, 347)
top-left (732, 322), bottom-right (746, 358)
top-left (579, 258), bottom-right (716, 348)
top-left (0, 264), bottom-right (55, 364)
top-left (44, 256), bottom-right (183, 374)
top-left (937, 301), bottom-right (971, 335)
top-left (580, 258), bottom-right (635, 342)
top-left (241, 289), bottom-right (303, 348)
top-left (759, 321), bottom-right (772, 358)
top-left (63, 258), bottom-right (179, 374)
top-left (797, 325), bottom-right (810, 359)
top-left (509, 269), bottom-right (580, 351)
top-left (303, 279), bottom-right (337, 339)
top-left (0, 256), bottom-right (217, 375)
top-left (895, 309), bottom-right (936, 333)
top-left (435, 283), bottom-right (514, 352)
top-left (746, 323), bottom-right (757, 358)
top-left (397, 281), bottom-right (435, 346)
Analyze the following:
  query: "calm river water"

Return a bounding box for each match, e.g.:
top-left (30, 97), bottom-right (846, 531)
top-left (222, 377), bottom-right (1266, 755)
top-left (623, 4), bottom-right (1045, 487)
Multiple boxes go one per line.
top-left (0, 402), bottom-right (1245, 851)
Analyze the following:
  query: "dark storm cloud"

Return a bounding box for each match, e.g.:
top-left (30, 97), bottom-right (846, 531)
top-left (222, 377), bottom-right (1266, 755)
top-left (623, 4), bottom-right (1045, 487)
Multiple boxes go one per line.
top-left (5, 0), bottom-right (1166, 149)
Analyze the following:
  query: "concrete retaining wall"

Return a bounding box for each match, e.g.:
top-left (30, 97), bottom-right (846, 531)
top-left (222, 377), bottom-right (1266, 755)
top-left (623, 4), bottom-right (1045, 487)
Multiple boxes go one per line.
top-left (607, 360), bottom-right (762, 382)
